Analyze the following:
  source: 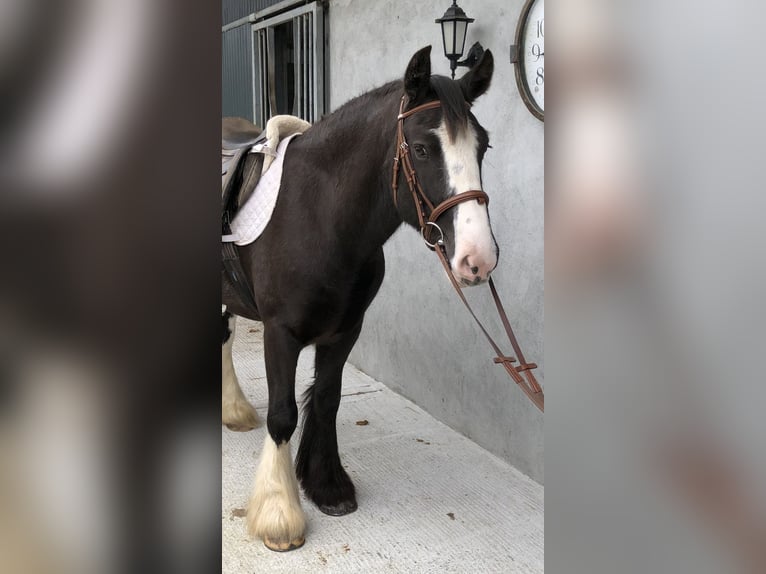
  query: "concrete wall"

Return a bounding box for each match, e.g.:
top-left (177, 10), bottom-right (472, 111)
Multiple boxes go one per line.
top-left (326, 0), bottom-right (543, 482)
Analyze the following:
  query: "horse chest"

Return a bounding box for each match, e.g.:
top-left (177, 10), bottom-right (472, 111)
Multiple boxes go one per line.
top-left (263, 251), bottom-right (385, 343)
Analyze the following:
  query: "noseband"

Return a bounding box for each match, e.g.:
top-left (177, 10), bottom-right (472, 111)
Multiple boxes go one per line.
top-left (391, 97), bottom-right (489, 248)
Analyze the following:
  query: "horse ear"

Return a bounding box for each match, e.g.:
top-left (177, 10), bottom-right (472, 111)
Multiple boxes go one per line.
top-left (459, 49), bottom-right (494, 103)
top-left (404, 46), bottom-right (432, 103)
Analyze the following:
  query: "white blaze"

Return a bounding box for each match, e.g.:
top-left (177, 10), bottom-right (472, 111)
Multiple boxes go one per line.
top-left (433, 122), bottom-right (496, 274)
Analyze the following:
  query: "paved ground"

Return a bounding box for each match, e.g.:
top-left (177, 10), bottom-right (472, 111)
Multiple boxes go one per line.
top-left (223, 319), bottom-right (544, 573)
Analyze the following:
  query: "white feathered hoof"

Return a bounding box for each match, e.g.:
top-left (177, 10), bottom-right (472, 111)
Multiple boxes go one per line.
top-left (263, 536), bottom-right (305, 552)
top-left (222, 397), bottom-right (261, 432)
top-left (221, 313), bottom-right (261, 431)
top-left (247, 436), bottom-right (307, 551)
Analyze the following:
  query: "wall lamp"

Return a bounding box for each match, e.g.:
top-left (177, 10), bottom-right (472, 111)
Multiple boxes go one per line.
top-left (435, 1), bottom-right (482, 79)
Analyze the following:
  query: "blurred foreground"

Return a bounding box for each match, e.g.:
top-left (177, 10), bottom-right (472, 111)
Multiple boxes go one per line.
top-left (549, 1), bottom-right (766, 573)
top-left (1, 1), bottom-right (220, 573)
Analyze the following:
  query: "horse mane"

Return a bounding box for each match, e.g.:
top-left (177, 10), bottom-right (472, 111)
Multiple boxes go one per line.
top-left (311, 76), bottom-right (469, 142)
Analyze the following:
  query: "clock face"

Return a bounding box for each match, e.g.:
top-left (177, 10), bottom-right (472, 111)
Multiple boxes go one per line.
top-left (513, 0), bottom-right (544, 121)
top-left (523, 0), bottom-right (544, 114)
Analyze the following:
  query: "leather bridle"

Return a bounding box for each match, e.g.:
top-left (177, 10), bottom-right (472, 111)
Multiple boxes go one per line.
top-left (391, 96), bottom-right (544, 412)
top-left (392, 97), bottom-right (490, 248)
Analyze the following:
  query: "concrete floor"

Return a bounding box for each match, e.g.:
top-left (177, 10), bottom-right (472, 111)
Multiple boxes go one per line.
top-left (223, 319), bottom-right (544, 573)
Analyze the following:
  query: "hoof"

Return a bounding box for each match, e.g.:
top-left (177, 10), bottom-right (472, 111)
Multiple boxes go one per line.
top-left (225, 422), bottom-right (258, 432)
top-left (264, 537), bottom-right (305, 552)
top-left (318, 499), bottom-right (358, 517)
top-left (222, 400), bottom-right (261, 431)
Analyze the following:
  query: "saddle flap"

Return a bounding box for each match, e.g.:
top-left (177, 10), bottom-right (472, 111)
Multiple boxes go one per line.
top-left (221, 115), bottom-right (311, 233)
top-left (221, 149), bottom-right (265, 224)
top-left (234, 153), bottom-right (266, 210)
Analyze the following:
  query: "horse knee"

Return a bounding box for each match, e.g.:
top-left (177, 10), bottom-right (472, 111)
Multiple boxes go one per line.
top-left (267, 403), bottom-right (298, 444)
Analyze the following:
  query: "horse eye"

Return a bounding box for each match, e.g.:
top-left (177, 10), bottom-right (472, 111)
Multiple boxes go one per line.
top-left (413, 144), bottom-right (428, 159)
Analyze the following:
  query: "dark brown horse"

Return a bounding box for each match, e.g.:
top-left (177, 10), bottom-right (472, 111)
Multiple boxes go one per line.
top-left (222, 46), bottom-right (497, 551)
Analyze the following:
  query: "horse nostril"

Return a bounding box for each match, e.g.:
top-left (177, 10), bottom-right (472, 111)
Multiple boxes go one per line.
top-left (470, 266), bottom-right (479, 275)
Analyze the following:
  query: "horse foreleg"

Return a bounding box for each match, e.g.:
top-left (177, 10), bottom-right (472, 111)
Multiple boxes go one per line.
top-left (296, 323), bottom-right (362, 516)
top-left (222, 312), bottom-right (261, 431)
top-left (247, 323), bottom-right (305, 551)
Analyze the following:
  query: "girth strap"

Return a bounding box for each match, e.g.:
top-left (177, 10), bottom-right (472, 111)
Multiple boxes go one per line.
top-left (221, 150), bottom-right (262, 318)
top-left (222, 229), bottom-right (260, 317)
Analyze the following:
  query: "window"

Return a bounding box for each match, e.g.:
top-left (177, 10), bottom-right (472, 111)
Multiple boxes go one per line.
top-left (252, 2), bottom-right (325, 126)
top-left (222, 1), bottom-right (325, 127)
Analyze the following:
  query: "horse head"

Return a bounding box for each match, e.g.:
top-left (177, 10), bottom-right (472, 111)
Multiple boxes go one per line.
top-left (394, 46), bottom-right (498, 287)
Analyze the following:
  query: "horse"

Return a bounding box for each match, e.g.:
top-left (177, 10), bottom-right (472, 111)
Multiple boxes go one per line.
top-left (222, 45), bottom-right (498, 551)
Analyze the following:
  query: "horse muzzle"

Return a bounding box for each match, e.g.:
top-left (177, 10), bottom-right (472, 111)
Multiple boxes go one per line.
top-left (452, 250), bottom-right (497, 287)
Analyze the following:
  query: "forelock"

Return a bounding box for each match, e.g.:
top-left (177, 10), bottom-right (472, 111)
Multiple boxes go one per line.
top-left (430, 75), bottom-right (469, 141)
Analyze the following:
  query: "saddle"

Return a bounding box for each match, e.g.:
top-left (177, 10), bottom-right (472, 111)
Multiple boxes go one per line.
top-left (222, 115), bottom-right (311, 315)
top-left (222, 115), bottom-right (311, 225)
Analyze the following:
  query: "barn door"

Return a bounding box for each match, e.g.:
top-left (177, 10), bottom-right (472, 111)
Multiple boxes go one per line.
top-left (253, 1), bottom-right (324, 127)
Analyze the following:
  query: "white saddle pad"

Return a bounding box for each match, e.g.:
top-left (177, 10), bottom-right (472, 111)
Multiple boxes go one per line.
top-left (230, 133), bottom-right (301, 246)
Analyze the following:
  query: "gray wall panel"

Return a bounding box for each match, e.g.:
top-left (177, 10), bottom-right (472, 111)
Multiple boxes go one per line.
top-left (223, 0), bottom-right (284, 26)
top-left (222, 25), bottom-right (253, 121)
top-left (221, 0), bottom-right (302, 26)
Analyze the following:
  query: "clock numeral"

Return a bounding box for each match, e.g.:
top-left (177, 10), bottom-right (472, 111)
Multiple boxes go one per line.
top-left (531, 43), bottom-right (544, 62)
top-left (537, 18), bottom-right (544, 38)
top-left (535, 67), bottom-right (544, 86)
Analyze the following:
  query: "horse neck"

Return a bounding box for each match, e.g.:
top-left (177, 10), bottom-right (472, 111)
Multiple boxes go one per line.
top-left (307, 86), bottom-right (403, 253)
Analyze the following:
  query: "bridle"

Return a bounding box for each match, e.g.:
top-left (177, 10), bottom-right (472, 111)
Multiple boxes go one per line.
top-left (391, 97), bottom-right (489, 249)
top-left (391, 95), bottom-right (545, 412)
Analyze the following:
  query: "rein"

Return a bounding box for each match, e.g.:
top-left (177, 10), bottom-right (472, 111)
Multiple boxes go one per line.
top-left (392, 96), bottom-right (544, 412)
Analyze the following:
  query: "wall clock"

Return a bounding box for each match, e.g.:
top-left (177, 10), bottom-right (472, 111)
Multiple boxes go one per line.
top-left (510, 0), bottom-right (544, 121)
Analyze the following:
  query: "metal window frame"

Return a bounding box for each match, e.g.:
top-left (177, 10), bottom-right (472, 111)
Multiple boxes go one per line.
top-left (251, 1), bottom-right (324, 126)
